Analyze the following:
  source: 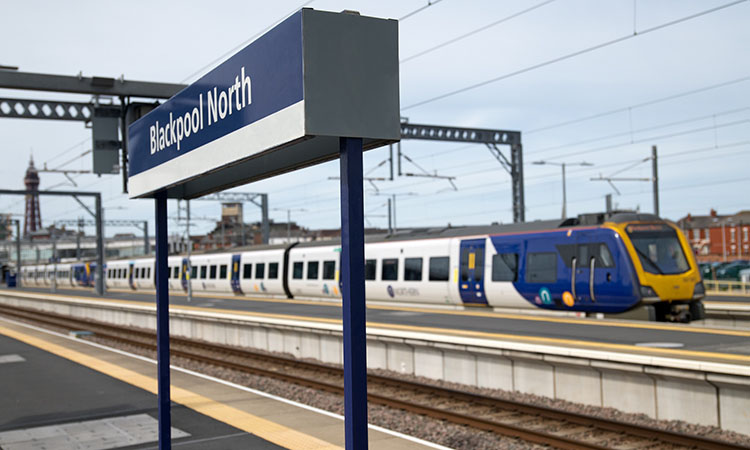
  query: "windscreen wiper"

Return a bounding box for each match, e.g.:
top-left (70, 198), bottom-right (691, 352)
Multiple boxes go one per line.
top-left (633, 246), bottom-right (665, 275)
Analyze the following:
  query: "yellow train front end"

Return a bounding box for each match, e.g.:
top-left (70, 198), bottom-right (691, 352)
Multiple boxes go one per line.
top-left (606, 219), bottom-right (705, 322)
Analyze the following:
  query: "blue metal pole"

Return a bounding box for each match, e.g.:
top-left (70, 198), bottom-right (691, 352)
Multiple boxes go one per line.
top-left (339, 137), bottom-right (368, 450)
top-left (154, 191), bottom-right (171, 450)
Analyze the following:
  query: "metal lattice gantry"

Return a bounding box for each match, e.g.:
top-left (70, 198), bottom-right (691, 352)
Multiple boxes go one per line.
top-left (192, 192), bottom-right (269, 245)
top-left (0, 97), bottom-right (98, 121)
top-left (399, 122), bottom-right (524, 223)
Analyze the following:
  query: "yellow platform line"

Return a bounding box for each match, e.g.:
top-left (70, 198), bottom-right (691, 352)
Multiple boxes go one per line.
top-left (5, 290), bottom-right (750, 363)
top-left (11, 288), bottom-right (750, 338)
top-left (0, 324), bottom-right (342, 450)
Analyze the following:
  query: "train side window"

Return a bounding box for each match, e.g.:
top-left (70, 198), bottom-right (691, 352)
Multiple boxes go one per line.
top-left (382, 259), bottom-right (398, 281)
top-left (365, 259), bottom-right (376, 281)
top-left (293, 262), bottom-right (303, 279)
top-left (147, 268), bottom-right (151, 279)
top-left (492, 253), bottom-right (518, 282)
top-left (191, 266), bottom-right (197, 279)
top-left (597, 244), bottom-right (615, 268)
top-left (322, 261), bottom-right (336, 280)
top-left (474, 248), bottom-right (485, 282)
top-left (460, 248), bottom-right (469, 282)
top-left (268, 263), bottom-right (279, 279)
top-left (200, 266), bottom-right (207, 279)
top-left (210, 265), bottom-right (217, 279)
top-left (219, 265), bottom-right (228, 279)
top-left (526, 252), bottom-right (557, 283)
top-left (404, 257), bottom-right (423, 281)
top-left (307, 261), bottom-right (319, 280)
top-left (174, 266), bottom-right (180, 279)
top-left (243, 263), bottom-right (252, 279)
top-left (256, 263), bottom-right (266, 279)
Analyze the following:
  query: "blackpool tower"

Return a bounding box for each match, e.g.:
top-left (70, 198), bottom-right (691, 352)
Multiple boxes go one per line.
top-left (24, 156), bottom-right (41, 236)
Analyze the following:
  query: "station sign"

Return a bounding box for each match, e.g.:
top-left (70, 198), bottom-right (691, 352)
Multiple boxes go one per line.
top-left (127, 8), bottom-right (400, 199)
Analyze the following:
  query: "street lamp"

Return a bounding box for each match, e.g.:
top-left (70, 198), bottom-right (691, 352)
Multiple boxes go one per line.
top-left (532, 160), bottom-right (593, 219)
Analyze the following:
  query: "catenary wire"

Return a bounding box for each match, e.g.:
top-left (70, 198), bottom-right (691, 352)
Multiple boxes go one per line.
top-left (401, 0), bottom-right (748, 111)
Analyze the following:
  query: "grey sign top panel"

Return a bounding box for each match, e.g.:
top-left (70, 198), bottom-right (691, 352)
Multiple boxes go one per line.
top-left (127, 8), bottom-right (400, 199)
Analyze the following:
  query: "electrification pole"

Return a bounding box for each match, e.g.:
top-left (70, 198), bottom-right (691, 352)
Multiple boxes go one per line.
top-left (652, 145), bottom-right (659, 217)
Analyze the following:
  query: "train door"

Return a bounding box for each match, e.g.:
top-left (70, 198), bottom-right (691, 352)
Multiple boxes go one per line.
top-left (571, 231), bottom-right (616, 306)
top-left (458, 238), bottom-right (488, 305)
top-left (181, 258), bottom-right (189, 292)
top-left (128, 262), bottom-right (136, 290)
top-left (230, 254), bottom-right (243, 294)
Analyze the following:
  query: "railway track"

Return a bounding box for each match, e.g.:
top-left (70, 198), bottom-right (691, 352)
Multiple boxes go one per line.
top-left (2, 304), bottom-right (744, 450)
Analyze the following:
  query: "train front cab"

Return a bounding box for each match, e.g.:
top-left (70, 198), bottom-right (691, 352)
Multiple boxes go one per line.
top-left (607, 220), bottom-right (704, 322)
top-left (489, 227), bottom-right (640, 315)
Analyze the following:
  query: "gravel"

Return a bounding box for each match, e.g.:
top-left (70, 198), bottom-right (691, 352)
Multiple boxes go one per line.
top-left (5, 312), bottom-right (748, 449)
top-left (82, 333), bottom-right (750, 449)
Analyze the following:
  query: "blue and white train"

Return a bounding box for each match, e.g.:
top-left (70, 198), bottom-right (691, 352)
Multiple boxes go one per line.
top-left (19, 212), bottom-right (706, 321)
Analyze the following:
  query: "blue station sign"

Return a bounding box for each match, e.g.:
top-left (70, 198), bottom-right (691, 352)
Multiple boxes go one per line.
top-left (128, 8), bottom-right (399, 199)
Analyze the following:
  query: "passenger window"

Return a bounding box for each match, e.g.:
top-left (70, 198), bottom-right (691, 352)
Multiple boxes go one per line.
top-left (597, 244), bottom-right (615, 268)
top-left (492, 253), bottom-right (518, 282)
top-left (210, 265), bottom-right (217, 279)
top-left (293, 262), bottom-right (303, 279)
top-left (256, 263), bottom-right (265, 279)
top-left (307, 261), bottom-right (319, 280)
top-left (174, 266), bottom-right (180, 279)
top-left (322, 260), bottom-right (336, 280)
top-left (243, 263), bottom-right (252, 279)
top-left (404, 258), bottom-right (423, 281)
top-left (382, 259), bottom-right (398, 281)
top-left (200, 266), bottom-right (207, 279)
top-left (191, 266), bottom-right (197, 279)
top-left (474, 248), bottom-right (484, 282)
top-left (526, 252), bottom-right (557, 283)
top-left (268, 262), bottom-right (279, 279)
top-left (365, 259), bottom-right (376, 281)
top-left (429, 256), bottom-right (450, 281)
top-left (460, 248), bottom-right (469, 282)
top-left (220, 265), bottom-right (228, 279)
top-left (147, 268), bottom-right (151, 279)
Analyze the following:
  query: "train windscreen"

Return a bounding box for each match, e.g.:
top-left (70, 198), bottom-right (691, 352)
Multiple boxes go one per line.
top-left (626, 224), bottom-right (689, 275)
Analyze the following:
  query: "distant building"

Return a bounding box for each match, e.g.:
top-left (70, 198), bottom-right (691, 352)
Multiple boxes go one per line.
top-left (677, 209), bottom-right (750, 261)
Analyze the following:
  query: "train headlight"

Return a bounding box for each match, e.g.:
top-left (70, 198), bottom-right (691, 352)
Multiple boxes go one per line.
top-left (693, 281), bottom-right (705, 297)
top-left (640, 285), bottom-right (658, 298)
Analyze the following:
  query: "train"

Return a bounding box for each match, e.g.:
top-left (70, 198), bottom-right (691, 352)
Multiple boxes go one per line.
top-left (19, 212), bottom-right (706, 322)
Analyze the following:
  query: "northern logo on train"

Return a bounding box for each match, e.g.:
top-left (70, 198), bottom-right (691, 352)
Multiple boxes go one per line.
top-left (386, 285), bottom-right (395, 298)
top-left (538, 287), bottom-right (552, 305)
top-left (562, 291), bottom-right (575, 307)
top-left (322, 284), bottom-right (329, 295)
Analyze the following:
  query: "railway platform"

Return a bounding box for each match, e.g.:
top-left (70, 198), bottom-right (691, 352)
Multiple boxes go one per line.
top-left (0, 317), bottom-right (444, 450)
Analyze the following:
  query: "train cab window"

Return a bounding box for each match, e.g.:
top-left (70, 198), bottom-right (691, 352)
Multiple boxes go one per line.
top-left (526, 252), bottom-right (557, 283)
top-left (210, 265), bottom-right (217, 279)
top-left (293, 262), bottom-right (303, 279)
top-left (307, 261), bottom-right (319, 280)
top-left (492, 253), bottom-right (518, 282)
top-left (429, 256), bottom-right (450, 281)
top-left (404, 258), bottom-right (423, 281)
top-left (322, 261), bottom-right (336, 280)
top-left (243, 263), bottom-right (253, 279)
top-left (365, 259), bottom-right (376, 280)
top-left (382, 259), bottom-right (398, 281)
top-left (256, 263), bottom-right (265, 279)
top-left (268, 262), bottom-right (279, 279)
top-left (219, 265), bottom-right (228, 279)
top-left (200, 266), bottom-right (207, 279)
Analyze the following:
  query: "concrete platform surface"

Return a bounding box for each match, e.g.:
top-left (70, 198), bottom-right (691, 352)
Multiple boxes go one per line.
top-left (0, 317), bottom-right (446, 450)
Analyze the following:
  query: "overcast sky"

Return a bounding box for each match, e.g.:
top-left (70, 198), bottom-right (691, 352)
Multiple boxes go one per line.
top-left (2, 0), bottom-right (749, 238)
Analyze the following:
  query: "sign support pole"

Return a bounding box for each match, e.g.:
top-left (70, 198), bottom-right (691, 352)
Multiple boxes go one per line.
top-left (154, 191), bottom-right (171, 450)
top-left (339, 136), bottom-right (368, 450)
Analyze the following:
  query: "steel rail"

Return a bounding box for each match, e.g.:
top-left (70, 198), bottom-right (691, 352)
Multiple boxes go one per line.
top-left (1, 305), bottom-right (745, 450)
